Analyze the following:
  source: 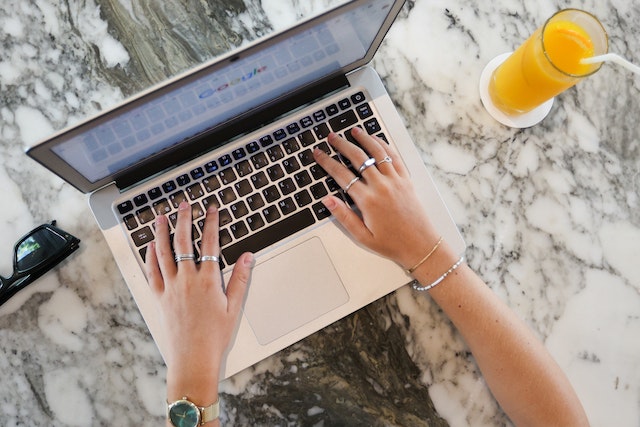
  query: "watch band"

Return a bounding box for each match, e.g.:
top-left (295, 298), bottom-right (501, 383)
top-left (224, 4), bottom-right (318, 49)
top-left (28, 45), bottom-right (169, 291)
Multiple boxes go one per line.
top-left (199, 398), bottom-right (220, 423)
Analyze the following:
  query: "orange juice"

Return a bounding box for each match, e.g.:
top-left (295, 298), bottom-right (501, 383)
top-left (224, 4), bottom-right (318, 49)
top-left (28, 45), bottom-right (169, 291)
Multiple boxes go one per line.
top-left (489, 10), bottom-right (606, 115)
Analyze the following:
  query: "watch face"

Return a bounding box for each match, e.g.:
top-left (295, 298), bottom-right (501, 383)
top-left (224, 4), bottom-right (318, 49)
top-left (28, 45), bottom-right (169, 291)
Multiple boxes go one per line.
top-left (169, 400), bottom-right (200, 427)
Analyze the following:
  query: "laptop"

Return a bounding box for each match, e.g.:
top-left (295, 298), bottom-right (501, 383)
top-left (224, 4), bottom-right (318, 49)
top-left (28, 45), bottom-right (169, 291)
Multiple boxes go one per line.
top-left (27, 0), bottom-right (465, 378)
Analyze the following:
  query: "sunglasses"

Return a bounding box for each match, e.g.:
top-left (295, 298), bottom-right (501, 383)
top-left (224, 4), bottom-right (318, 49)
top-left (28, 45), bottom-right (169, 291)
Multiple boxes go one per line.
top-left (0, 221), bottom-right (80, 307)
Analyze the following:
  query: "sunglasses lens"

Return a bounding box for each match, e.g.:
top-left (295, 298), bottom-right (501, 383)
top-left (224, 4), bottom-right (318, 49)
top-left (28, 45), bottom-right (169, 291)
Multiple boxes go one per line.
top-left (16, 228), bottom-right (68, 272)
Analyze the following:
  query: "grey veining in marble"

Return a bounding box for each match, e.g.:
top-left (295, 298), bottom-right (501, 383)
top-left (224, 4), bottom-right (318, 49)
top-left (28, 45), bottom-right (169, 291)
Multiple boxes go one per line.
top-left (1, 0), bottom-right (639, 426)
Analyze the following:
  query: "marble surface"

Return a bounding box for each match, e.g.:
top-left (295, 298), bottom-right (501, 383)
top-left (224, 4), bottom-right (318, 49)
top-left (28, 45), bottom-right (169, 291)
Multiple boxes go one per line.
top-left (1, 0), bottom-right (639, 425)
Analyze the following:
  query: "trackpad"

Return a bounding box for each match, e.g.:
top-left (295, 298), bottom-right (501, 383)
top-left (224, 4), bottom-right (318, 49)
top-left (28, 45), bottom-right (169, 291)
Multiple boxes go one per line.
top-left (244, 237), bottom-right (349, 345)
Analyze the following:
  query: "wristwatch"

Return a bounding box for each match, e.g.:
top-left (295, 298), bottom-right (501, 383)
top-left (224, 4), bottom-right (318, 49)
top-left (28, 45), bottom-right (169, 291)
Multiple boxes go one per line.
top-left (167, 396), bottom-right (219, 427)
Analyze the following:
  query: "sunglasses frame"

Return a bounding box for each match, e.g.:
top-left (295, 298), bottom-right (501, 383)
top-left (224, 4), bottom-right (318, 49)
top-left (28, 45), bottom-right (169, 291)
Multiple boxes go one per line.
top-left (0, 221), bottom-right (80, 307)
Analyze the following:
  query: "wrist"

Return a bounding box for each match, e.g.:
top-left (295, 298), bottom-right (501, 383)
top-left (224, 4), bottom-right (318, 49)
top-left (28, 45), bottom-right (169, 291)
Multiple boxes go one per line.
top-left (167, 368), bottom-right (219, 405)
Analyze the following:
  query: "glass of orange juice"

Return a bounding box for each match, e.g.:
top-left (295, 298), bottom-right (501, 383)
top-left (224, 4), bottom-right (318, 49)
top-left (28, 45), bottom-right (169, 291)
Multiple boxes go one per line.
top-left (479, 9), bottom-right (608, 128)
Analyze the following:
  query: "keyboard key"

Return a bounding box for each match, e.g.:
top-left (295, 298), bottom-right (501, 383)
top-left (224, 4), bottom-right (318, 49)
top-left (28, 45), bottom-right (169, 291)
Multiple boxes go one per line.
top-left (266, 165), bottom-right (285, 182)
top-left (247, 213), bottom-right (265, 231)
top-left (219, 154), bottom-right (232, 166)
top-left (282, 157), bottom-right (301, 174)
top-left (294, 170), bottom-right (312, 188)
top-left (132, 226), bottom-right (154, 247)
top-left (230, 201), bottom-right (249, 219)
top-left (310, 164), bottom-right (328, 180)
top-left (273, 129), bottom-right (287, 141)
top-left (136, 207), bottom-right (155, 224)
top-left (117, 201), bottom-right (134, 214)
top-left (148, 187), bottom-right (163, 200)
top-left (337, 98), bottom-right (351, 110)
top-left (326, 104), bottom-right (339, 116)
top-left (202, 195), bottom-right (220, 209)
top-left (282, 138), bottom-right (300, 154)
top-left (298, 130), bottom-right (315, 147)
top-left (294, 190), bottom-right (312, 207)
top-left (222, 208), bottom-right (315, 265)
top-left (313, 110), bottom-right (326, 122)
top-left (219, 168), bottom-right (237, 185)
top-left (310, 182), bottom-right (328, 199)
top-left (133, 194), bottom-right (148, 207)
top-left (235, 179), bottom-right (252, 197)
top-left (219, 209), bottom-right (232, 226)
top-left (235, 160), bottom-right (253, 177)
top-left (218, 187), bottom-right (237, 204)
top-left (356, 103), bottom-right (373, 119)
top-left (313, 123), bottom-right (330, 139)
top-left (190, 167), bottom-right (205, 180)
top-left (250, 171), bottom-right (269, 189)
top-left (230, 221), bottom-right (249, 239)
top-left (267, 146), bottom-right (284, 162)
top-left (246, 141), bottom-right (260, 153)
top-left (364, 118), bottom-right (381, 134)
top-left (298, 149), bottom-right (314, 166)
top-left (176, 174), bottom-right (190, 186)
top-left (123, 214), bottom-right (138, 230)
top-left (313, 201), bottom-right (331, 220)
top-left (286, 122), bottom-right (300, 134)
top-left (232, 148), bottom-right (246, 160)
top-left (152, 198), bottom-right (171, 215)
top-left (250, 152), bottom-right (269, 169)
top-left (278, 178), bottom-right (296, 195)
top-left (314, 141), bottom-right (331, 155)
top-left (262, 185), bottom-right (280, 203)
top-left (219, 229), bottom-right (232, 246)
top-left (247, 193), bottom-right (265, 211)
top-left (202, 176), bottom-right (221, 192)
top-left (186, 183), bottom-right (205, 200)
top-left (162, 180), bottom-right (177, 193)
top-left (329, 110), bottom-right (358, 132)
top-left (259, 135), bottom-right (274, 147)
top-left (169, 191), bottom-right (187, 208)
top-left (262, 205), bottom-right (281, 223)
top-left (191, 202), bottom-right (205, 220)
top-left (204, 161), bottom-right (219, 173)
top-left (300, 116), bottom-right (313, 128)
top-left (351, 91), bottom-right (366, 104)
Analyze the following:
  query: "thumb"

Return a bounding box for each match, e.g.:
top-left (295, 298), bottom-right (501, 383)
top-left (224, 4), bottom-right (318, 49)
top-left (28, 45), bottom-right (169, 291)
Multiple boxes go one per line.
top-left (225, 252), bottom-right (254, 315)
top-left (322, 196), bottom-right (373, 245)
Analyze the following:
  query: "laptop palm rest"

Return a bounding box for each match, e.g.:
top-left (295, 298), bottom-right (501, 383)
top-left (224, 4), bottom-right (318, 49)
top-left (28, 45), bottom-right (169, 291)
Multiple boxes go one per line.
top-left (243, 237), bottom-right (349, 345)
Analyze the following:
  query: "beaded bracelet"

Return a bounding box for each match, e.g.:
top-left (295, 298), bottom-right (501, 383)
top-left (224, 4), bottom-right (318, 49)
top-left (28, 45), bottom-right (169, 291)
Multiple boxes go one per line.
top-left (407, 237), bottom-right (443, 274)
top-left (411, 255), bottom-right (465, 292)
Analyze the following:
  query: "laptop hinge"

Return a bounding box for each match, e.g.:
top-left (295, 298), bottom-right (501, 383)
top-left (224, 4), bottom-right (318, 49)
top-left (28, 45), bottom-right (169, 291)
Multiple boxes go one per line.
top-left (114, 74), bottom-right (350, 191)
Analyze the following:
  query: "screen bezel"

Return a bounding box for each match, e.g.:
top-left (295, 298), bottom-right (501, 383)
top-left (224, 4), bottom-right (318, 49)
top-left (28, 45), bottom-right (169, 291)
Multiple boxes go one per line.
top-left (26, 0), bottom-right (405, 193)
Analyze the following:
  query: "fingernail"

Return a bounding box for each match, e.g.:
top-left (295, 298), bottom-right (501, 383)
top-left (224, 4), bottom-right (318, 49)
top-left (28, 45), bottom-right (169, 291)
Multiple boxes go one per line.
top-left (243, 253), bottom-right (255, 267)
top-left (207, 205), bottom-right (218, 214)
top-left (179, 201), bottom-right (189, 210)
top-left (352, 126), bottom-right (362, 135)
top-left (322, 197), bottom-right (338, 210)
top-left (156, 215), bottom-right (167, 225)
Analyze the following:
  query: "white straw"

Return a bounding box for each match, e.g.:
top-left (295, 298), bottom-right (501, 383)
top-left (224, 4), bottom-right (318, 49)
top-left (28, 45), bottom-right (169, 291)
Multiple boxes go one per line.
top-left (581, 53), bottom-right (640, 75)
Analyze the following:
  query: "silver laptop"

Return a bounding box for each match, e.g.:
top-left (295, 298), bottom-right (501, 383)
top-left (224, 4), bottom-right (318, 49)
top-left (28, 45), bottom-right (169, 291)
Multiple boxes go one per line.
top-left (27, 0), bottom-right (465, 378)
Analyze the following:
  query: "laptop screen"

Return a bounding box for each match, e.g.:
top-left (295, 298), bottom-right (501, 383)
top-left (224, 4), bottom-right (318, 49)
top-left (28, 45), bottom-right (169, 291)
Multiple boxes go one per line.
top-left (28, 0), bottom-right (402, 192)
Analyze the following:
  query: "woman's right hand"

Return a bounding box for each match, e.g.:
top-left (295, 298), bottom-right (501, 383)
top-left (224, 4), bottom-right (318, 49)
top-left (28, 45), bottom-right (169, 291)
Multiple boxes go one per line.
top-left (312, 128), bottom-right (444, 271)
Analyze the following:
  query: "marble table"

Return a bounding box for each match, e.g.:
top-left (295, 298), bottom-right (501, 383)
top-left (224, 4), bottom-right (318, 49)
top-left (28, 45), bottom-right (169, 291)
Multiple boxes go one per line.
top-left (1, 0), bottom-right (638, 425)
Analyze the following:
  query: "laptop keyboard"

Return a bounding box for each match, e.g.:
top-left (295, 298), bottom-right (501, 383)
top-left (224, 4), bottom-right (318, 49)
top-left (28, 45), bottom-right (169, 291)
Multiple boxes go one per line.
top-left (115, 90), bottom-right (387, 269)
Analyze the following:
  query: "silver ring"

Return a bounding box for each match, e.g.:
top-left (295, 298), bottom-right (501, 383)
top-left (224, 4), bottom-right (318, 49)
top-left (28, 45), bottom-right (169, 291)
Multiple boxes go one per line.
top-left (377, 156), bottom-right (392, 165)
top-left (343, 176), bottom-right (360, 194)
top-left (174, 253), bottom-right (196, 263)
top-left (357, 157), bottom-right (376, 174)
top-left (199, 255), bottom-right (220, 263)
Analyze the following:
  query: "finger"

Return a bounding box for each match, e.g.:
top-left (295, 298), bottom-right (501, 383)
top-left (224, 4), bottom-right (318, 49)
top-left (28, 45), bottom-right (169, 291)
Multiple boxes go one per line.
top-left (154, 214), bottom-right (177, 277)
top-left (377, 135), bottom-right (410, 179)
top-left (349, 127), bottom-right (390, 172)
top-left (145, 242), bottom-right (164, 294)
top-left (313, 147), bottom-right (363, 192)
top-left (225, 252), bottom-right (254, 315)
top-left (174, 201), bottom-right (197, 269)
top-left (199, 206), bottom-right (221, 273)
top-left (322, 196), bottom-right (374, 245)
top-left (327, 132), bottom-right (371, 172)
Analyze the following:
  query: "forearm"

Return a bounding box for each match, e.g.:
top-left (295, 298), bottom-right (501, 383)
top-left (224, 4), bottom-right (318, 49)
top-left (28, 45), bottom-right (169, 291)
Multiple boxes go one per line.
top-left (413, 243), bottom-right (589, 426)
